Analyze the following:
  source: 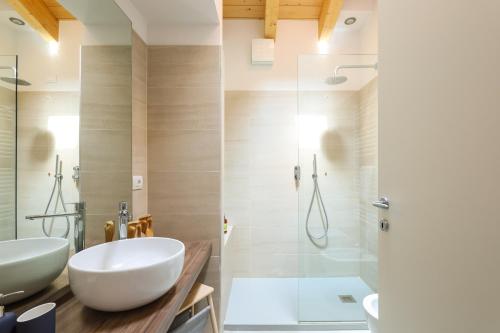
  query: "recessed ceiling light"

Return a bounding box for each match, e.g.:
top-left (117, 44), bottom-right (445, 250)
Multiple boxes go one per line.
top-left (344, 17), bottom-right (357, 25)
top-left (9, 17), bottom-right (25, 26)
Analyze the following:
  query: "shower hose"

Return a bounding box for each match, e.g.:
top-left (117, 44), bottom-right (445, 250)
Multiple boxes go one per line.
top-left (305, 154), bottom-right (329, 245)
top-left (42, 154), bottom-right (70, 238)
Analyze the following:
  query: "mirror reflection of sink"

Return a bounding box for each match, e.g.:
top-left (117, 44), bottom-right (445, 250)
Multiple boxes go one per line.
top-left (68, 237), bottom-right (185, 312)
top-left (0, 238), bottom-right (69, 304)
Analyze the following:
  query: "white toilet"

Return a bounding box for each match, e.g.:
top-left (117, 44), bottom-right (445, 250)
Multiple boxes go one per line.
top-left (363, 293), bottom-right (378, 333)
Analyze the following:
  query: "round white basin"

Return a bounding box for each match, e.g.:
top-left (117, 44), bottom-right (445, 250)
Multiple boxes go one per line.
top-left (0, 238), bottom-right (69, 304)
top-left (68, 237), bottom-right (185, 312)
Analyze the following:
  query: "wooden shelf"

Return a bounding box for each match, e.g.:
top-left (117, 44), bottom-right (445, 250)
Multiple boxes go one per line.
top-left (10, 240), bottom-right (212, 333)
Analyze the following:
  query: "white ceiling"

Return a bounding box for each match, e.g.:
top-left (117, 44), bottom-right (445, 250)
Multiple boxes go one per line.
top-left (59, 0), bottom-right (131, 25)
top-left (129, 0), bottom-right (220, 25)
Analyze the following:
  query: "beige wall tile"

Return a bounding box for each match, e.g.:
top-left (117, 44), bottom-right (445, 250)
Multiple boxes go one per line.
top-left (80, 45), bottom-right (132, 244)
top-left (147, 45), bottom-right (222, 321)
top-left (80, 171), bottom-right (132, 214)
top-left (16, 91), bottom-right (80, 244)
top-left (148, 86), bottom-right (220, 107)
top-left (149, 171), bottom-right (220, 215)
top-left (148, 130), bottom-right (220, 172)
top-left (80, 129), bottom-right (131, 172)
top-left (132, 32), bottom-right (148, 218)
top-left (80, 104), bottom-right (132, 131)
top-left (154, 214), bottom-right (221, 256)
top-left (225, 90), bottom-right (362, 278)
top-left (148, 104), bottom-right (220, 131)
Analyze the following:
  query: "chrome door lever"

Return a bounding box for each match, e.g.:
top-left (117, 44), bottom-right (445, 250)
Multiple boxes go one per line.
top-left (372, 197), bottom-right (390, 209)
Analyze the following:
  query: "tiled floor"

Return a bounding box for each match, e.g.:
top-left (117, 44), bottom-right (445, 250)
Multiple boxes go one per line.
top-left (225, 277), bottom-right (373, 331)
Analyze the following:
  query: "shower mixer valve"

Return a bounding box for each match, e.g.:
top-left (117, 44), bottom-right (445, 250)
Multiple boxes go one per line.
top-left (72, 165), bottom-right (80, 184)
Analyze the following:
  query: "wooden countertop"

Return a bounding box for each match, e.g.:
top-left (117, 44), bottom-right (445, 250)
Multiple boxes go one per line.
top-left (10, 240), bottom-right (212, 333)
top-left (8, 269), bottom-right (70, 316)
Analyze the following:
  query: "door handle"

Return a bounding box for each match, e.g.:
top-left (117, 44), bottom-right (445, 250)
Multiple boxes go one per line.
top-left (372, 197), bottom-right (390, 209)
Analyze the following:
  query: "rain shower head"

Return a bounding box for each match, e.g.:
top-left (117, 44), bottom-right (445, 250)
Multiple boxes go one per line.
top-left (0, 77), bottom-right (31, 86)
top-left (325, 75), bottom-right (348, 85)
top-left (0, 66), bottom-right (31, 86)
top-left (326, 62), bottom-right (378, 86)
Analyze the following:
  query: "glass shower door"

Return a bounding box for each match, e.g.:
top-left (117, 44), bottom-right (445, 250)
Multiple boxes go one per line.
top-left (297, 54), bottom-right (379, 327)
top-left (0, 55), bottom-right (17, 241)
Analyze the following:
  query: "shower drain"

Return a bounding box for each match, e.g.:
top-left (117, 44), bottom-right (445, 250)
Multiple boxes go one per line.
top-left (338, 295), bottom-right (357, 303)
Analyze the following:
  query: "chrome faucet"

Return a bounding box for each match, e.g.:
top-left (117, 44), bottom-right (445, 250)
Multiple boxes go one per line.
top-left (118, 201), bottom-right (130, 240)
top-left (26, 202), bottom-right (86, 252)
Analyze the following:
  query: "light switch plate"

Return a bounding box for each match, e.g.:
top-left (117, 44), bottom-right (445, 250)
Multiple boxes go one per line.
top-left (132, 175), bottom-right (143, 190)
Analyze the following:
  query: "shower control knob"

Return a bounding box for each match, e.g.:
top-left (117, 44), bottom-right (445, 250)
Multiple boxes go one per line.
top-left (379, 219), bottom-right (390, 232)
top-left (294, 165), bottom-right (301, 182)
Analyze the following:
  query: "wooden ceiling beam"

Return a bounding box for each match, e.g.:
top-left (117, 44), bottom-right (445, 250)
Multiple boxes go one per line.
top-left (280, 5), bottom-right (320, 19)
top-left (7, 0), bottom-right (59, 41)
top-left (224, 5), bottom-right (264, 18)
top-left (42, 0), bottom-right (75, 20)
top-left (264, 0), bottom-right (280, 39)
top-left (318, 0), bottom-right (344, 41)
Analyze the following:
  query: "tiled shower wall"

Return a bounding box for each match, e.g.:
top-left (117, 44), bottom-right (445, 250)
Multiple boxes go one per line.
top-left (147, 46), bottom-right (222, 315)
top-left (358, 78), bottom-right (378, 290)
top-left (224, 84), bottom-right (378, 287)
top-left (0, 85), bottom-right (15, 240)
top-left (132, 32), bottom-right (148, 218)
top-left (224, 90), bottom-right (361, 278)
top-left (224, 92), bottom-right (298, 276)
top-left (80, 45), bottom-right (132, 244)
top-left (17, 92), bottom-right (80, 241)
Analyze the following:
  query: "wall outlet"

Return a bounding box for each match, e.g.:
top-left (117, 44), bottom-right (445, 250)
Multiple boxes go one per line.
top-left (132, 175), bottom-right (143, 190)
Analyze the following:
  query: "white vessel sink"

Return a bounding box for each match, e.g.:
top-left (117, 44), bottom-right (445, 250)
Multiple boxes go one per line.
top-left (68, 237), bottom-right (185, 311)
top-left (0, 238), bottom-right (69, 304)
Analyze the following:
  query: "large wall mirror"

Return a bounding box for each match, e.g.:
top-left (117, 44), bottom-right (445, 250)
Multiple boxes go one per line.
top-left (0, 0), bottom-right (132, 249)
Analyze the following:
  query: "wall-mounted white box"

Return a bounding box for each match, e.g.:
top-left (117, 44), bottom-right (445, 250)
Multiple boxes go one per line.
top-left (252, 38), bottom-right (274, 65)
top-left (132, 175), bottom-right (143, 190)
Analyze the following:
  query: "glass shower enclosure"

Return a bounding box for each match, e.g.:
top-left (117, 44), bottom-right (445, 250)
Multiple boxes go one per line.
top-left (223, 53), bottom-right (379, 330)
top-left (0, 55), bottom-right (17, 241)
top-left (297, 54), bottom-right (379, 328)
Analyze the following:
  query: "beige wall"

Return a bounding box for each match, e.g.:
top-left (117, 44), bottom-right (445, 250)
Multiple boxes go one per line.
top-left (132, 32), bottom-right (148, 218)
top-left (17, 92), bottom-right (80, 242)
top-left (225, 91), bottom-right (297, 276)
top-left (358, 78), bottom-right (378, 290)
top-left (0, 85), bottom-right (16, 240)
top-left (80, 45), bottom-right (132, 244)
top-left (298, 90), bottom-right (361, 277)
top-left (147, 45), bottom-right (222, 315)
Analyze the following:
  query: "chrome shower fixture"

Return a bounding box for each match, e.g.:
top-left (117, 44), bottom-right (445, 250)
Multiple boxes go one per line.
top-left (0, 66), bottom-right (31, 86)
top-left (41, 155), bottom-right (71, 238)
top-left (305, 154), bottom-right (330, 248)
top-left (326, 62), bottom-right (378, 85)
